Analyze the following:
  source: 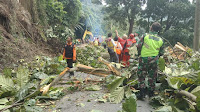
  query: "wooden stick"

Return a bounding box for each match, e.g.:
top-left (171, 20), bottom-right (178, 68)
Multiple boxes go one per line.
top-left (98, 57), bottom-right (121, 76)
top-left (178, 90), bottom-right (197, 102)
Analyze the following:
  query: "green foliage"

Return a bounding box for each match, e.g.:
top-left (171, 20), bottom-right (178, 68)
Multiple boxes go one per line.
top-left (15, 83), bottom-right (35, 101)
top-left (76, 45), bottom-right (107, 68)
top-left (16, 66), bottom-right (29, 88)
top-left (156, 52), bottom-right (200, 111)
top-left (122, 94), bottom-right (137, 112)
top-left (0, 75), bottom-right (15, 94)
top-left (24, 99), bottom-right (43, 112)
top-left (191, 86), bottom-right (200, 97)
top-left (2, 68), bottom-right (12, 78)
top-left (138, 0), bottom-right (195, 47)
top-left (197, 96), bottom-right (200, 111)
top-left (46, 0), bottom-right (66, 25)
top-left (159, 57), bottom-right (165, 72)
top-left (33, 72), bottom-right (48, 80)
top-left (107, 77), bottom-right (125, 92)
top-left (0, 55), bottom-right (68, 111)
top-left (155, 106), bottom-right (173, 112)
top-left (110, 87), bottom-right (125, 103)
top-left (85, 85), bottom-right (101, 91)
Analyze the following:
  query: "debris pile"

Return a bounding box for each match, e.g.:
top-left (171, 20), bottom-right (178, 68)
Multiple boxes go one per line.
top-left (166, 42), bottom-right (191, 60)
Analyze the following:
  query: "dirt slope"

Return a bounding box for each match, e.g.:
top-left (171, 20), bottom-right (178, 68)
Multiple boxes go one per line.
top-left (0, 0), bottom-right (62, 71)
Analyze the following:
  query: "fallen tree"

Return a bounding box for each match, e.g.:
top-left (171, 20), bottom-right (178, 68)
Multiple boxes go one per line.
top-left (40, 62), bottom-right (120, 95)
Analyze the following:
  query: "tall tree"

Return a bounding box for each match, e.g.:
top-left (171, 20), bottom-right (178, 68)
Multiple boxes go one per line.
top-left (194, 0), bottom-right (200, 51)
top-left (104, 0), bottom-right (145, 35)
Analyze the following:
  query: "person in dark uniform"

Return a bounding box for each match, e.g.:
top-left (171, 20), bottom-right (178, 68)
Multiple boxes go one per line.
top-left (63, 37), bottom-right (76, 77)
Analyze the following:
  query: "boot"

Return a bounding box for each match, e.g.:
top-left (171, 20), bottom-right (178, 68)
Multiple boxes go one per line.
top-left (68, 72), bottom-right (74, 78)
top-left (148, 90), bottom-right (154, 98)
top-left (137, 88), bottom-right (146, 100)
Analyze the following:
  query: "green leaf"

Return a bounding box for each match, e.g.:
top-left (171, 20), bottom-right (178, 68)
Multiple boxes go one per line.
top-left (172, 106), bottom-right (185, 112)
top-left (58, 55), bottom-right (63, 62)
top-left (0, 75), bottom-right (15, 93)
top-left (40, 75), bottom-right (56, 85)
top-left (108, 77), bottom-right (125, 92)
top-left (122, 94), bottom-right (137, 112)
top-left (127, 79), bottom-right (138, 86)
top-left (33, 72), bottom-right (48, 80)
top-left (85, 85), bottom-right (101, 91)
top-left (0, 98), bottom-right (9, 105)
top-left (197, 96), bottom-right (200, 111)
top-left (155, 106), bottom-right (172, 112)
top-left (16, 66), bottom-right (29, 88)
top-left (0, 105), bottom-right (10, 112)
top-left (16, 83), bottom-right (35, 101)
top-left (24, 105), bottom-right (43, 112)
top-left (125, 87), bottom-right (132, 98)
top-left (166, 77), bottom-right (182, 89)
top-left (3, 68), bottom-right (12, 77)
top-left (191, 86), bottom-right (200, 97)
top-left (23, 99), bottom-right (43, 112)
top-left (110, 87), bottom-right (125, 103)
top-left (159, 58), bottom-right (165, 71)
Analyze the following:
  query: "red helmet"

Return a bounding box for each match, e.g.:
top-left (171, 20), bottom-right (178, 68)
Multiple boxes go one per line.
top-left (129, 33), bottom-right (134, 38)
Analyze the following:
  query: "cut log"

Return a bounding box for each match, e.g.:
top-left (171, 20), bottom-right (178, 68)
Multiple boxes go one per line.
top-left (98, 57), bottom-right (121, 76)
top-left (76, 64), bottom-right (112, 77)
top-left (40, 67), bottom-right (71, 95)
top-left (41, 64), bottom-right (114, 95)
top-left (175, 44), bottom-right (186, 52)
top-left (177, 42), bottom-right (187, 50)
top-left (178, 90), bottom-right (197, 102)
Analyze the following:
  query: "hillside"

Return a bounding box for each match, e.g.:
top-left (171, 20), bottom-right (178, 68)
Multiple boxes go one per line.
top-left (0, 0), bottom-right (62, 71)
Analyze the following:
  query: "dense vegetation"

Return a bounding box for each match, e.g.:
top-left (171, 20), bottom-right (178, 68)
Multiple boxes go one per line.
top-left (0, 0), bottom-right (199, 112)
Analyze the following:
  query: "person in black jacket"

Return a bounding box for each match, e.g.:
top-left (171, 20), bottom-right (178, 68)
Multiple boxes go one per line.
top-left (63, 37), bottom-right (76, 77)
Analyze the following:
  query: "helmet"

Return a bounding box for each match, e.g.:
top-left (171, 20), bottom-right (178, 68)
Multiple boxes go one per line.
top-left (129, 33), bottom-right (134, 38)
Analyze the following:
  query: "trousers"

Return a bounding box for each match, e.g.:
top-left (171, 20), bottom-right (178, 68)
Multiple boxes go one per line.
top-left (137, 56), bottom-right (158, 91)
top-left (67, 59), bottom-right (74, 76)
top-left (122, 52), bottom-right (130, 67)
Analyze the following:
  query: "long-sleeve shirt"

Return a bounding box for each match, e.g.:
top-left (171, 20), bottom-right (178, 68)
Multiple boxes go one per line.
top-left (118, 37), bottom-right (126, 49)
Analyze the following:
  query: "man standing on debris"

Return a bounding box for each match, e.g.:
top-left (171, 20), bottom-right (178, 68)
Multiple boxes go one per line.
top-left (122, 33), bottom-right (136, 67)
top-left (114, 36), bottom-right (122, 59)
top-left (137, 22), bottom-right (164, 99)
top-left (106, 33), bottom-right (119, 62)
top-left (63, 37), bottom-right (76, 77)
top-left (115, 30), bottom-right (127, 62)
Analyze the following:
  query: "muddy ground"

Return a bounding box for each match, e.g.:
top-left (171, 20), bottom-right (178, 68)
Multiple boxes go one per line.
top-left (45, 72), bottom-right (154, 112)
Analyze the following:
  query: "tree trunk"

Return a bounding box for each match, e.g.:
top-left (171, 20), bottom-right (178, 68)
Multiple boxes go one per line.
top-left (128, 18), bottom-right (134, 35)
top-left (164, 15), bottom-right (172, 32)
top-left (193, 0), bottom-right (200, 51)
top-left (147, 17), bottom-right (150, 32)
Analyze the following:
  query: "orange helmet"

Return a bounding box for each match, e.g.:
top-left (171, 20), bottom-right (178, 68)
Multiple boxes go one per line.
top-left (129, 33), bottom-right (134, 38)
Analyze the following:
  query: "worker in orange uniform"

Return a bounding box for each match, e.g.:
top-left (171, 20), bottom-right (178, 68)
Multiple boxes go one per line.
top-left (63, 37), bottom-right (76, 77)
top-left (115, 30), bottom-right (127, 62)
top-left (122, 33), bottom-right (136, 67)
top-left (114, 36), bottom-right (122, 59)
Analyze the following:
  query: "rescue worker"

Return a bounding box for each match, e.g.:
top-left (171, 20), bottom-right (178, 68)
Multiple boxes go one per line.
top-left (63, 37), bottom-right (76, 77)
top-left (106, 33), bottom-right (119, 62)
top-left (122, 33), bottom-right (136, 67)
top-left (137, 22), bottom-right (164, 99)
top-left (94, 38), bottom-right (99, 46)
top-left (115, 30), bottom-right (127, 62)
top-left (134, 32), bottom-right (141, 46)
top-left (114, 36), bottom-right (122, 59)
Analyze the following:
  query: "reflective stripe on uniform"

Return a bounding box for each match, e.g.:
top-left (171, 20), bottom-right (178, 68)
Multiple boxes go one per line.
top-left (141, 34), bottom-right (163, 57)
